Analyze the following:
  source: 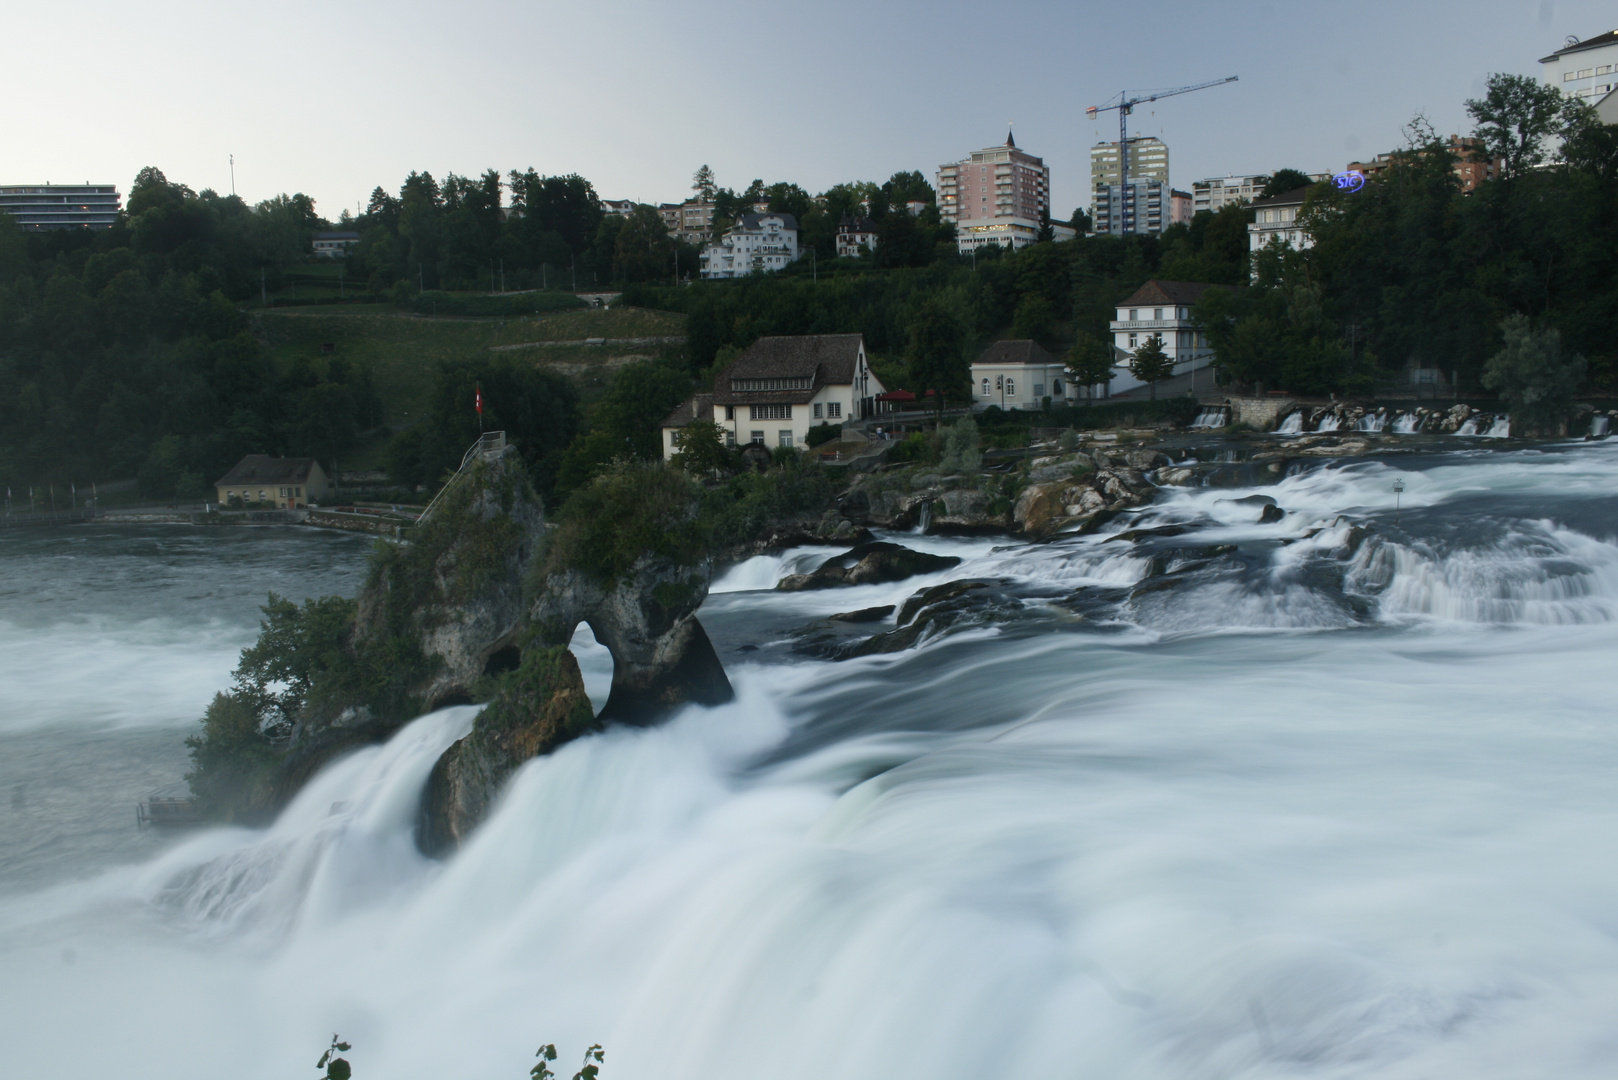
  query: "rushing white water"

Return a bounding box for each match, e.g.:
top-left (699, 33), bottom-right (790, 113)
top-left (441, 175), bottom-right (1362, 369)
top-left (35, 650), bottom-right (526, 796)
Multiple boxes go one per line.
top-left (1275, 411), bottom-right (1303, 434)
top-left (1592, 414), bottom-right (1611, 438)
top-left (5, 444), bottom-right (1618, 1079)
top-left (1392, 412), bottom-right (1421, 434)
top-left (1455, 417), bottom-right (1482, 436)
top-left (1189, 406), bottom-right (1230, 430)
top-left (1483, 414), bottom-right (1511, 439)
top-left (1314, 413), bottom-right (1341, 432)
top-left (1355, 410), bottom-right (1387, 432)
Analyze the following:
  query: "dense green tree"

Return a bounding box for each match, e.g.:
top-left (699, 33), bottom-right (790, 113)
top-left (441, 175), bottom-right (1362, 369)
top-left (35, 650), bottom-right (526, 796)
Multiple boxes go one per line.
top-left (905, 299), bottom-right (969, 418)
top-left (1128, 334), bottom-right (1174, 399)
top-left (1465, 72), bottom-right (1584, 178)
top-left (1260, 169), bottom-right (1316, 197)
top-left (592, 361), bottom-right (693, 459)
top-left (1065, 334), bottom-right (1116, 399)
top-left (613, 205), bottom-right (672, 283)
top-left (692, 165), bottom-right (717, 201)
top-left (1481, 313), bottom-right (1586, 426)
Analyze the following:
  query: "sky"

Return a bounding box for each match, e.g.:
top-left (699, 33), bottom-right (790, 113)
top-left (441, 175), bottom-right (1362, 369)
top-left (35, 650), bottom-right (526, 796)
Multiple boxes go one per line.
top-left (4, 0), bottom-right (1611, 220)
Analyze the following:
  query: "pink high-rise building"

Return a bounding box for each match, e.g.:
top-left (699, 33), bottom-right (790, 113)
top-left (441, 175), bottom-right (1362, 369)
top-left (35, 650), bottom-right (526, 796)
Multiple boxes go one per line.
top-left (937, 132), bottom-right (1050, 253)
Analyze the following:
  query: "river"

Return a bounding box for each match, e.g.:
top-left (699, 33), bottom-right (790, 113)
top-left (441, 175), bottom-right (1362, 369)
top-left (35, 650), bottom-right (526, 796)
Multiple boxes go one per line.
top-left (1, 442), bottom-right (1616, 1079)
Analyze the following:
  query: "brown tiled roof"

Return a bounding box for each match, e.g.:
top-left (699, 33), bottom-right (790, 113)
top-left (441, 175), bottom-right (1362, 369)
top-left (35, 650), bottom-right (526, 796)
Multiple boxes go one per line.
top-left (214, 455), bottom-right (318, 487)
top-left (711, 334), bottom-right (865, 405)
top-left (1117, 279), bottom-right (1239, 307)
top-left (660, 392), bottom-right (714, 429)
top-left (972, 339), bottom-right (1059, 367)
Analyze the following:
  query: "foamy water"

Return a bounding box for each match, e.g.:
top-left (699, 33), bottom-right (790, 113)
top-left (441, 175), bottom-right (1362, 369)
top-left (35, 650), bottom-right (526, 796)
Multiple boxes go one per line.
top-left (2, 444), bottom-right (1618, 1078)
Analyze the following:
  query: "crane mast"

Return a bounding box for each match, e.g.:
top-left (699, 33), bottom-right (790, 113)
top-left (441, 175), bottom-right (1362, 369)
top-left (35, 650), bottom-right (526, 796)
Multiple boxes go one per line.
top-left (1087, 75), bottom-right (1237, 236)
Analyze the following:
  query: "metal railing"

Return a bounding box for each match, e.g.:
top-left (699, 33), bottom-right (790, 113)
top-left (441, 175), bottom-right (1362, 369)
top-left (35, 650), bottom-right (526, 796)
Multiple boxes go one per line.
top-left (416, 431), bottom-right (507, 526)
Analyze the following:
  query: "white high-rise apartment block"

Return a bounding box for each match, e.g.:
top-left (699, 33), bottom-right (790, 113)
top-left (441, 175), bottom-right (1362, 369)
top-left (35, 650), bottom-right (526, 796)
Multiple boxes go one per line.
top-left (1090, 137), bottom-right (1169, 188)
top-left (937, 132), bottom-right (1051, 252)
top-left (1192, 175), bottom-right (1267, 215)
top-left (1090, 137), bottom-right (1170, 235)
top-left (1541, 29), bottom-right (1618, 121)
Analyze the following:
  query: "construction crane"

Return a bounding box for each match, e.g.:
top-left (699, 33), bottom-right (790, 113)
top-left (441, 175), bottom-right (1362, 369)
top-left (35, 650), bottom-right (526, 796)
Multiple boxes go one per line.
top-left (1087, 75), bottom-right (1238, 235)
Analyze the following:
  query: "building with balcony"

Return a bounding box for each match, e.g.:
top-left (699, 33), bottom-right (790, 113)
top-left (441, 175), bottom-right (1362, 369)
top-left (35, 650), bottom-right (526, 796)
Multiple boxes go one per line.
top-left (936, 132), bottom-right (1051, 253)
top-left (661, 334), bottom-right (885, 456)
top-left (0, 184), bottom-right (121, 229)
top-left (659, 199), bottom-right (715, 244)
top-left (1247, 186), bottom-right (1314, 264)
top-left (1349, 139), bottom-right (1495, 192)
top-left (1192, 174), bottom-right (1266, 214)
top-left (1093, 178), bottom-right (1166, 236)
top-left (699, 212), bottom-right (799, 279)
top-left (1106, 280), bottom-right (1229, 394)
top-left (835, 215), bottom-right (878, 258)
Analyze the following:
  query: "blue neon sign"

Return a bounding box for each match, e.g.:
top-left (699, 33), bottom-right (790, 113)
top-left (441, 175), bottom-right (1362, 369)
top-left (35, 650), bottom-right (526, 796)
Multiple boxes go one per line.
top-left (1333, 171), bottom-right (1367, 193)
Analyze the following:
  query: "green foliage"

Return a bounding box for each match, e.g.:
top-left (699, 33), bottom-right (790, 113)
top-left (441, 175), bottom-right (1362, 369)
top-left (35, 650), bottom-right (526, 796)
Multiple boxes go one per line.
top-left (886, 430), bottom-right (934, 464)
top-left (671, 418), bottom-right (733, 475)
top-left (409, 290), bottom-right (585, 318)
top-left (1127, 334), bottom-right (1175, 399)
top-left (533, 1043), bottom-right (604, 1080)
top-left (906, 299), bottom-right (969, 415)
top-left (699, 452), bottom-right (837, 542)
top-left (547, 463), bottom-right (710, 584)
top-left (805, 421), bottom-right (843, 448)
top-left (1261, 169), bottom-right (1316, 198)
top-left (1465, 73), bottom-right (1584, 178)
top-left (317, 1036), bottom-right (353, 1080)
top-left (593, 361), bottom-right (693, 460)
top-left (1481, 313), bottom-right (1586, 425)
top-left (938, 416), bottom-right (981, 472)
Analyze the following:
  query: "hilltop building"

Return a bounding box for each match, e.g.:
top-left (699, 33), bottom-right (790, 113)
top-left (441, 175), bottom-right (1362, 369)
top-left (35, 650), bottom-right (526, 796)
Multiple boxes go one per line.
top-left (661, 334), bottom-right (885, 456)
top-left (936, 132), bottom-right (1051, 253)
top-left (1349, 138), bottom-right (1494, 191)
top-left (313, 231), bottom-right (359, 258)
top-left (1541, 29), bottom-right (1618, 120)
top-left (835, 215), bottom-right (879, 258)
top-left (1090, 137), bottom-right (1169, 188)
top-left (699, 213), bottom-right (799, 279)
top-left (1093, 178), bottom-right (1166, 236)
top-left (1247, 186), bottom-right (1314, 262)
top-left (214, 455), bottom-right (336, 509)
top-left (0, 184), bottom-right (121, 229)
top-left (659, 199), bottom-right (716, 244)
top-left (1192, 175), bottom-right (1267, 214)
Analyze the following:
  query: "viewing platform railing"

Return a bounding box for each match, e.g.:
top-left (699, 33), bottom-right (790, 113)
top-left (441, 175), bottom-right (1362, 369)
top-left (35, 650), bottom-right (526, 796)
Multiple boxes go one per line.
top-left (415, 431), bottom-right (507, 526)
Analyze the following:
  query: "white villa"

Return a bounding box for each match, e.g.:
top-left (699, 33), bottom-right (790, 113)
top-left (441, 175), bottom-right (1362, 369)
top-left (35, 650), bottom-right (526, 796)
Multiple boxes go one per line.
top-left (1103, 280), bottom-right (1232, 395)
top-left (662, 334), bottom-right (885, 457)
top-left (699, 212), bottom-right (800, 279)
top-left (970, 340), bottom-right (1073, 410)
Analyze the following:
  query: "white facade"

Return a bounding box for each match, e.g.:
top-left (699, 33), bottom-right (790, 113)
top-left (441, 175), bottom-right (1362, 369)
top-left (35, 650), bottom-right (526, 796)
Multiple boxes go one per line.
top-left (312, 231), bottom-right (359, 257)
top-left (1247, 189), bottom-right (1313, 265)
top-left (971, 362), bottom-right (1073, 409)
top-left (1192, 174), bottom-right (1266, 214)
top-left (836, 216), bottom-right (878, 257)
top-left (1107, 284), bottom-right (1218, 393)
top-left (1541, 31), bottom-right (1618, 104)
top-left (699, 213), bottom-right (800, 279)
top-left (1093, 178), bottom-right (1166, 236)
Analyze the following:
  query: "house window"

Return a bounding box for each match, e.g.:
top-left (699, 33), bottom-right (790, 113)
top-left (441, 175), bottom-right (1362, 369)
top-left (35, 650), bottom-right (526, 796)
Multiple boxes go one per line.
top-left (750, 404), bottom-right (790, 420)
top-left (1129, 308), bottom-right (1138, 320)
top-left (725, 431), bottom-right (736, 447)
top-left (725, 405), bottom-right (735, 420)
top-left (1005, 379), bottom-right (1016, 397)
top-left (1128, 333), bottom-right (1138, 348)
top-left (982, 378), bottom-right (991, 396)
top-left (813, 403), bottom-right (823, 418)
top-left (778, 430), bottom-right (793, 447)
top-left (750, 430), bottom-right (765, 444)
top-left (1153, 308), bottom-right (1163, 320)
top-left (1052, 379), bottom-right (1063, 395)
top-left (827, 402), bottom-right (841, 418)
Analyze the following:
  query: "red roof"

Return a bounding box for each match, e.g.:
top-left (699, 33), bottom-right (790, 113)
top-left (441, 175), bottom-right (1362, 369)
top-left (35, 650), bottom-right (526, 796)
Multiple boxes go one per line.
top-left (876, 389), bottom-right (916, 401)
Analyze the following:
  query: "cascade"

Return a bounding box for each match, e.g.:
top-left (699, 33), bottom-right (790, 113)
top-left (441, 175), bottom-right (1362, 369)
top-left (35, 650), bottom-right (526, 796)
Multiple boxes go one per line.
top-left (1188, 406), bottom-right (1230, 430)
top-left (1315, 413), bottom-right (1342, 433)
top-left (1455, 417), bottom-right (1481, 436)
top-left (1356, 410), bottom-right (1388, 432)
top-left (1275, 411), bottom-right (1304, 434)
top-left (1392, 412), bottom-right (1421, 434)
top-left (1592, 415), bottom-right (1611, 438)
top-left (1483, 414), bottom-right (1511, 438)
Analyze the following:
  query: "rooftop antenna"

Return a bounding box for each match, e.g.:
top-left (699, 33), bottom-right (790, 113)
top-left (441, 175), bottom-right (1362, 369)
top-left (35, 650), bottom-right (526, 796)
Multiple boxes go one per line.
top-left (229, 154), bottom-right (235, 197)
top-left (1566, 34), bottom-right (1581, 47)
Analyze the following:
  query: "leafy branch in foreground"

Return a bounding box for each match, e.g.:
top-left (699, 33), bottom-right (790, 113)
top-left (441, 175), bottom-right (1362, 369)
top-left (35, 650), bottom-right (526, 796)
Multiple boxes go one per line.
top-left (317, 1035), bottom-right (353, 1080)
top-left (533, 1042), bottom-right (604, 1080)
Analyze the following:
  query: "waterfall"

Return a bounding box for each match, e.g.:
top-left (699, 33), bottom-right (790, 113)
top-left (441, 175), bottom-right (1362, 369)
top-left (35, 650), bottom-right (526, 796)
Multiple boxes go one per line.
top-left (1356, 410), bottom-right (1387, 432)
top-left (1315, 413), bottom-right (1342, 433)
top-left (916, 500), bottom-right (933, 533)
top-left (1276, 411), bottom-right (1304, 434)
top-left (1483, 415), bottom-right (1511, 439)
top-left (1392, 412), bottom-right (1421, 434)
top-left (1455, 417), bottom-right (1481, 436)
top-left (1592, 415), bottom-right (1611, 438)
top-left (1188, 406), bottom-right (1230, 430)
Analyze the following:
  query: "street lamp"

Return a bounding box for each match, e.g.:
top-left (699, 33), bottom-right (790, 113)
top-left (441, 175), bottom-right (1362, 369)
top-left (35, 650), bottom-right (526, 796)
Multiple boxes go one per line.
top-left (1393, 478), bottom-right (1405, 524)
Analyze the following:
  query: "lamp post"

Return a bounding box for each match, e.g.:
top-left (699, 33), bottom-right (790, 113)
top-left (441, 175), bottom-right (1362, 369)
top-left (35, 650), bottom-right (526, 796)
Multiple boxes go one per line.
top-left (1393, 478), bottom-right (1405, 524)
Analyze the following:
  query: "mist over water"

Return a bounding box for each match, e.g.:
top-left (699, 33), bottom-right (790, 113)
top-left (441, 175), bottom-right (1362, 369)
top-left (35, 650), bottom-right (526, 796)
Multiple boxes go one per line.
top-left (4, 445), bottom-right (1618, 1078)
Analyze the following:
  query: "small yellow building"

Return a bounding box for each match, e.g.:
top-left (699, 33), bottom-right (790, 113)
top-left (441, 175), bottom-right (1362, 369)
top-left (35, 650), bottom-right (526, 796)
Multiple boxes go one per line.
top-left (214, 455), bottom-right (335, 509)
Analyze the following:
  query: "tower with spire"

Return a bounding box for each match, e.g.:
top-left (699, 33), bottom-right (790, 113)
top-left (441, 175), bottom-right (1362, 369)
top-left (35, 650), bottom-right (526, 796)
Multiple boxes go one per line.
top-left (936, 132), bottom-right (1051, 254)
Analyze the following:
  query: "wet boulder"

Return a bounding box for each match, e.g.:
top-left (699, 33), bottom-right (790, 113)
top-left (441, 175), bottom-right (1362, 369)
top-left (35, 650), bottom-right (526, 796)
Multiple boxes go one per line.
top-left (776, 541), bottom-right (962, 591)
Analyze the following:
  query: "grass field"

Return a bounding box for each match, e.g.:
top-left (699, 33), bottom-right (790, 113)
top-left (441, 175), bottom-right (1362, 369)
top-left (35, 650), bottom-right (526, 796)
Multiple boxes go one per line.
top-left (255, 305), bottom-right (690, 444)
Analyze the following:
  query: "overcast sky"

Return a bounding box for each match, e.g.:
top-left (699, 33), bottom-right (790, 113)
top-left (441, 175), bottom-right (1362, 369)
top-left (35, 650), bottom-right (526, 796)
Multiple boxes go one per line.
top-left (5, 0), bottom-right (1610, 220)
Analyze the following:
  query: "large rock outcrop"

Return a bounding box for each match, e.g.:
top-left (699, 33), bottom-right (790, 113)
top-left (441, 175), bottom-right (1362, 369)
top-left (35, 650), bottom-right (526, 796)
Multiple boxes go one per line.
top-left (530, 554), bottom-right (733, 726)
top-left (417, 644), bottom-right (596, 855)
top-left (775, 541), bottom-right (962, 591)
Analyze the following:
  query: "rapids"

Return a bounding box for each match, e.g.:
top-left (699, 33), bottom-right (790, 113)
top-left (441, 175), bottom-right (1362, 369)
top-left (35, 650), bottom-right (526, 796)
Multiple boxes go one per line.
top-left (4, 442), bottom-right (1618, 1079)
